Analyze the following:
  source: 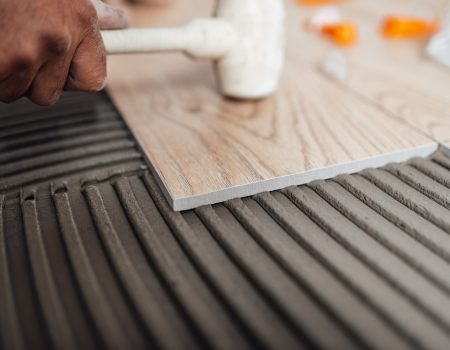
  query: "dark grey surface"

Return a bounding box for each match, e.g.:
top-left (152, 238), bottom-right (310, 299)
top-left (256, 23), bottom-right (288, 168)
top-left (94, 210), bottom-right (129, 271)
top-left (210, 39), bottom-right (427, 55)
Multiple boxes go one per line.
top-left (1, 93), bottom-right (450, 350)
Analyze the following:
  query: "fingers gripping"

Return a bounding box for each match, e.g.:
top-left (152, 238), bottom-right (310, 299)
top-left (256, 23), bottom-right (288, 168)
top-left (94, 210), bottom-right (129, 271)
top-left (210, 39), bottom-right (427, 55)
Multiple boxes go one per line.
top-left (66, 1), bottom-right (129, 93)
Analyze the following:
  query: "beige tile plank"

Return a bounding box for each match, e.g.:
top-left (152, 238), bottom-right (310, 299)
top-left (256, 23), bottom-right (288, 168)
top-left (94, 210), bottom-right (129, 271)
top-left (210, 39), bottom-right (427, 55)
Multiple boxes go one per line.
top-left (106, 0), bottom-right (437, 210)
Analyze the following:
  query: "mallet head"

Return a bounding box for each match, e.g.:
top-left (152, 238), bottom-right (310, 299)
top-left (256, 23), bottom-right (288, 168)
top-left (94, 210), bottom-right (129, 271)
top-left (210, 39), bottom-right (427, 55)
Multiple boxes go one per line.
top-left (101, 0), bottom-right (286, 100)
top-left (214, 0), bottom-right (286, 100)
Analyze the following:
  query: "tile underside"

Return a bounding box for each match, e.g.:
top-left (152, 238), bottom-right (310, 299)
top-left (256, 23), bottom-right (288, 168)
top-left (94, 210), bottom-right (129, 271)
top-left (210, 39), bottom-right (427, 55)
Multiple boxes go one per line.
top-left (169, 144), bottom-right (438, 211)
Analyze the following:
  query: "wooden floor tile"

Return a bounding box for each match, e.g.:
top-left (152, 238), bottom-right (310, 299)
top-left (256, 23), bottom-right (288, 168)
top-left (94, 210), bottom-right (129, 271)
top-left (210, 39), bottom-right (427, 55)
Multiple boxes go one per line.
top-left (106, 0), bottom-right (438, 210)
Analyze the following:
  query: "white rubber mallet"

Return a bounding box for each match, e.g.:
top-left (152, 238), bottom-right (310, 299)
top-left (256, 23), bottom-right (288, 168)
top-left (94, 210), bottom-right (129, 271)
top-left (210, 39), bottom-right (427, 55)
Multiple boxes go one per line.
top-left (101, 0), bottom-right (285, 100)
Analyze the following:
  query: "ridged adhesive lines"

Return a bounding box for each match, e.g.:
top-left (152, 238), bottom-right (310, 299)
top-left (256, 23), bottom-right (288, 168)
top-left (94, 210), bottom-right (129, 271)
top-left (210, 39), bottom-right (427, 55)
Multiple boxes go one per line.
top-left (335, 174), bottom-right (450, 264)
top-left (195, 205), bottom-right (309, 349)
top-left (432, 151), bottom-right (450, 172)
top-left (224, 198), bottom-right (362, 350)
top-left (361, 169), bottom-right (450, 233)
top-left (386, 164), bottom-right (450, 210)
top-left (0, 93), bottom-right (109, 124)
top-left (0, 195), bottom-right (25, 350)
top-left (0, 150), bottom-right (142, 192)
top-left (143, 173), bottom-right (303, 350)
top-left (84, 184), bottom-right (199, 350)
top-left (1, 120), bottom-right (125, 152)
top-left (410, 157), bottom-right (450, 189)
top-left (113, 177), bottom-right (251, 350)
top-left (20, 189), bottom-right (78, 350)
top-left (310, 180), bottom-right (450, 295)
top-left (51, 184), bottom-right (131, 350)
top-left (0, 140), bottom-right (136, 178)
top-left (0, 129), bottom-right (131, 166)
top-left (255, 191), bottom-right (418, 350)
top-left (3, 93), bottom-right (450, 350)
top-left (285, 186), bottom-right (450, 339)
top-left (0, 109), bottom-right (117, 140)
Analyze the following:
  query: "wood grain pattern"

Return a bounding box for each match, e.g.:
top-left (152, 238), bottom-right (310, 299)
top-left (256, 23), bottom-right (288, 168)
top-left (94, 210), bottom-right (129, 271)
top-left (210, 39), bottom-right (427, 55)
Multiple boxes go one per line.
top-left (106, 0), bottom-right (438, 210)
top-left (303, 0), bottom-right (450, 142)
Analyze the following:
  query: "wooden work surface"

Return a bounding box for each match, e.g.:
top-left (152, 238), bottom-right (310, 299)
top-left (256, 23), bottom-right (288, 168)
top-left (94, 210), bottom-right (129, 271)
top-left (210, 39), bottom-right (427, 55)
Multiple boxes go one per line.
top-left (106, 0), bottom-right (446, 210)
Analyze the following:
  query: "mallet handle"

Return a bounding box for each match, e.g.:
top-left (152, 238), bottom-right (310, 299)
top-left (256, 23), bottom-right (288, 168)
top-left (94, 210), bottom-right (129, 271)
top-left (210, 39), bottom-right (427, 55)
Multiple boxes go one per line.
top-left (101, 18), bottom-right (236, 59)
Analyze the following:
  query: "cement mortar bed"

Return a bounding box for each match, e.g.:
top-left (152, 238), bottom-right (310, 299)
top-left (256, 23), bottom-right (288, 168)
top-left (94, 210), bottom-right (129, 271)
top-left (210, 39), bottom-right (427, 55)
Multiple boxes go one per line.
top-left (1, 92), bottom-right (450, 350)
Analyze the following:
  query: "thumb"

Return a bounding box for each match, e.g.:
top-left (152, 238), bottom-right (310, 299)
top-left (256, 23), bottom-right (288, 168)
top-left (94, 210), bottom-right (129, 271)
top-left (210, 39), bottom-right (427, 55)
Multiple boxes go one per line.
top-left (91, 0), bottom-right (130, 30)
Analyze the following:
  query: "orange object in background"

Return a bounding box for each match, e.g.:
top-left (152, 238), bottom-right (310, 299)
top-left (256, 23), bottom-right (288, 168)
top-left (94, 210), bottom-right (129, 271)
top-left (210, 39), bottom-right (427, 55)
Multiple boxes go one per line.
top-left (382, 16), bottom-right (440, 38)
top-left (321, 22), bottom-right (358, 46)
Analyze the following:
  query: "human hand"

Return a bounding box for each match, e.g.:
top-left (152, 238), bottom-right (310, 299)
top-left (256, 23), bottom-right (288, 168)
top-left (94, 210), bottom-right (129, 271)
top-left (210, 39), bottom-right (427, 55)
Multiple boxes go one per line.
top-left (0, 0), bottom-right (129, 105)
top-left (106, 0), bottom-right (172, 6)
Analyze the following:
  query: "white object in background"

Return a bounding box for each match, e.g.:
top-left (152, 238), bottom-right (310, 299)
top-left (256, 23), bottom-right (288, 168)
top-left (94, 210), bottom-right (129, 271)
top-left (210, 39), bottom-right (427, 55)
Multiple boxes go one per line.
top-left (427, 6), bottom-right (450, 68)
top-left (427, 30), bottom-right (450, 67)
top-left (306, 6), bottom-right (342, 31)
top-left (319, 50), bottom-right (348, 82)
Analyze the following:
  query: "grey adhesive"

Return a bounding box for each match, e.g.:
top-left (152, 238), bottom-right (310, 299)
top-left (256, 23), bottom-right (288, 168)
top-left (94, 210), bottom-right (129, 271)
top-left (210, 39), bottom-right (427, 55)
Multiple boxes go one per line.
top-left (2, 93), bottom-right (450, 350)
